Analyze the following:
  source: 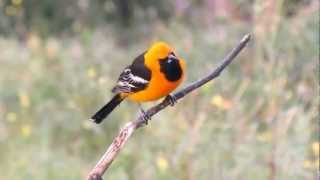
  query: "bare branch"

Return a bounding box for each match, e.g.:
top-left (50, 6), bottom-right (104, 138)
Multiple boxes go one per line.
top-left (87, 34), bottom-right (251, 180)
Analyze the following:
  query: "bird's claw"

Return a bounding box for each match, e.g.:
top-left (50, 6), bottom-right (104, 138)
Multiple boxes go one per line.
top-left (165, 95), bottom-right (177, 106)
top-left (140, 108), bottom-right (151, 125)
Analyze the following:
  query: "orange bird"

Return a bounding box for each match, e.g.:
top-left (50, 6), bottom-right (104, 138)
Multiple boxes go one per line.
top-left (91, 42), bottom-right (186, 124)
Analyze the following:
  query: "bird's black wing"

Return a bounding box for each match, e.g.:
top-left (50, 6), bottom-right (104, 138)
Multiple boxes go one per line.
top-left (112, 52), bottom-right (151, 94)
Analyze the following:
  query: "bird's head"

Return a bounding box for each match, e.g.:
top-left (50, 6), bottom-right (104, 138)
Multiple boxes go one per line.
top-left (144, 42), bottom-right (185, 76)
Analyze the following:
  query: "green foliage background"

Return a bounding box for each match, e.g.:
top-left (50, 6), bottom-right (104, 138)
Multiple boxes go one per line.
top-left (0, 0), bottom-right (318, 179)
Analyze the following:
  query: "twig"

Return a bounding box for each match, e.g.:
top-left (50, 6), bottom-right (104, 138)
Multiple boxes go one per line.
top-left (87, 34), bottom-right (251, 180)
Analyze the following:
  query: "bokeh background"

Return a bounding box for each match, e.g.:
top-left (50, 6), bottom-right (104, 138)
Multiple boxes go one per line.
top-left (0, 0), bottom-right (318, 179)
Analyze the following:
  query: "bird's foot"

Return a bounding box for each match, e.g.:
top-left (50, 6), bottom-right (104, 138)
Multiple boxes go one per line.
top-left (140, 108), bottom-right (151, 125)
top-left (165, 94), bottom-right (177, 106)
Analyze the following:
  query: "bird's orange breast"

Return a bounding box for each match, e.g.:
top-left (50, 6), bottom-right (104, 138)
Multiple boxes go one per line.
top-left (128, 72), bottom-right (182, 102)
top-left (128, 58), bottom-right (185, 102)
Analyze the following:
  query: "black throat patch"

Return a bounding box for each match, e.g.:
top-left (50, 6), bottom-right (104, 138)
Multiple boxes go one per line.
top-left (159, 58), bottom-right (182, 82)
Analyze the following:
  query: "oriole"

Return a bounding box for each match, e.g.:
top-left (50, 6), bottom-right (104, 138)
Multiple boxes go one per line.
top-left (91, 42), bottom-right (186, 124)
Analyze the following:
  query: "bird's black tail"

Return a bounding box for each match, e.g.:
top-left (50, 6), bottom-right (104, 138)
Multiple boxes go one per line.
top-left (91, 94), bottom-right (124, 124)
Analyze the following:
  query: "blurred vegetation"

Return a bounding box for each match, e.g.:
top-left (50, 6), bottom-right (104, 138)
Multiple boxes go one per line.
top-left (0, 0), bottom-right (318, 179)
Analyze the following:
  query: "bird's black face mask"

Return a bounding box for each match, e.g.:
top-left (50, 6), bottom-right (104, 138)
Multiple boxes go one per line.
top-left (159, 53), bottom-right (182, 82)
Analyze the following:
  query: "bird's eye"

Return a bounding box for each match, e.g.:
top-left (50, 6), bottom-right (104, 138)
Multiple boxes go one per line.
top-left (167, 54), bottom-right (177, 63)
top-left (168, 54), bottom-right (176, 59)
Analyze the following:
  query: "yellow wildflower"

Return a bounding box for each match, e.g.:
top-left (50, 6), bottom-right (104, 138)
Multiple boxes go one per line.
top-left (303, 160), bottom-right (313, 169)
top-left (312, 142), bottom-right (319, 156)
top-left (257, 131), bottom-right (272, 142)
top-left (21, 124), bottom-right (32, 137)
top-left (211, 95), bottom-right (233, 110)
top-left (212, 95), bottom-right (223, 107)
top-left (87, 67), bottom-right (97, 78)
top-left (12, 0), bottom-right (22, 6)
top-left (156, 155), bottom-right (168, 172)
